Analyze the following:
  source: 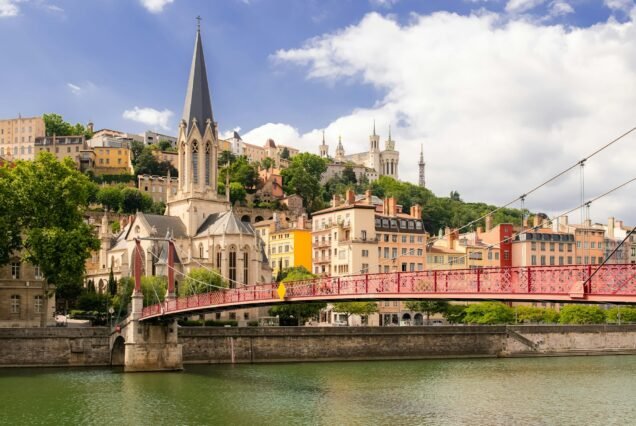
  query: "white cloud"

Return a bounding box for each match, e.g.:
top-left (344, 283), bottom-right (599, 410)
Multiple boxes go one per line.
top-left (505, 0), bottom-right (547, 13)
top-left (370, 0), bottom-right (399, 8)
top-left (46, 4), bottom-right (64, 13)
top-left (67, 83), bottom-right (81, 95)
top-left (549, 1), bottom-right (574, 17)
top-left (0, 0), bottom-right (20, 17)
top-left (219, 126), bottom-right (241, 140)
top-left (604, 0), bottom-right (634, 12)
top-left (267, 11), bottom-right (636, 224)
top-left (123, 107), bottom-right (173, 131)
top-left (139, 0), bottom-right (174, 14)
top-left (241, 123), bottom-right (302, 147)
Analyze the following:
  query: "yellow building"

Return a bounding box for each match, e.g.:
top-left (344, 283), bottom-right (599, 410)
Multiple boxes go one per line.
top-left (255, 215), bottom-right (312, 277)
top-left (93, 146), bottom-right (133, 174)
top-left (0, 115), bottom-right (46, 161)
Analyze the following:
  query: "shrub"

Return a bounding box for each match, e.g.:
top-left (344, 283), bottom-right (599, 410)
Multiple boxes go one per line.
top-left (559, 305), bottom-right (606, 324)
top-left (247, 320), bottom-right (259, 327)
top-left (605, 306), bottom-right (636, 324)
top-left (463, 302), bottom-right (514, 324)
top-left (443, 304), bottom-right (467, 324)
top-left (515, 306), bottom-right (559, 324)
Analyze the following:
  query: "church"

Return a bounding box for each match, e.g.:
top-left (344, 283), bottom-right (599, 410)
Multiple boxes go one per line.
top-left (319, 124), bottom-right (400, 183)
top-left (89, 26), bottom-right (272, 303)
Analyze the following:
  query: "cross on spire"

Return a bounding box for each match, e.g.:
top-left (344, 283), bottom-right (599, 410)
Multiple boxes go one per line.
top-left (196, 15), bottom-right (202, 31)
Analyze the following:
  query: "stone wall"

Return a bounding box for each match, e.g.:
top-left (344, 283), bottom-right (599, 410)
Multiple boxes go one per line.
top-left (0, 328), bottom-right (110, 367)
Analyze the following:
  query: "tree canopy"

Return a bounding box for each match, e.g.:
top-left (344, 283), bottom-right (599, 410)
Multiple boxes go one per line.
top-left (281, 153), bottom-right (327, 213)
top-left (0, 153), bottom-right (100, 300)
top-left (179, 267), bottom-right (227, 297)
top-left (43, 113), bottom-right (93, 139)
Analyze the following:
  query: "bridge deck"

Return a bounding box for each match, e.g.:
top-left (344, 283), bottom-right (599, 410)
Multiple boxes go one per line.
top-left (141, 264), bottom-right (636, 320)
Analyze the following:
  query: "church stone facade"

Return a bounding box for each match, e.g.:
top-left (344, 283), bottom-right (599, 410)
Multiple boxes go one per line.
top-left (87, 27), bottom-right (272, 312)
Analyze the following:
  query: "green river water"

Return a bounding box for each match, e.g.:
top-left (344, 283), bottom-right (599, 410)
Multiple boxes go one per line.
top-left (1, 355), bottom-right (635, 425)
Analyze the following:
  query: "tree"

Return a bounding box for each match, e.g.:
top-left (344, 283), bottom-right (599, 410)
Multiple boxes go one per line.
top-left (559, 305), bottom-right (606, 324)
top-left (269, 266), bottom-right (326, 325)
top-left (280, 147), bottom-right (290, 159)
top-left (108, 267), bottom-right (117, 296)
top-left (281, 153), bottom-right (327, 213)
top-left (405, 300), bottom-right (449, 325)
top-left (130, 140), bottom-right (145, 164)
top-left (43, 113), bottom-right (92, 139)
top-left (218, 156), bottom-right (259, 191)
top-left (218, 150), bottom-right (236, 166)
top-left (261, 157), bottom-right (274, 170)
top-left (120, 187), bottom-right (153, 213)
top-left (97, 186), bottom-right (124, 212)
top-left (229, 182), bottom-right (247, 205)
top-left (605, 306), bottom-right (636, 324)
top-left (443, 304), bottom-right (468, 324)
top-left (134, 148), bottom-right (178, 177)
top-left (157, 140), bottom-right (174, 151)
top-left (86, 279), bottom-right (96, 293)
top-left (179, 267), bottom-right (227, 297)
top-left (141, 276), bottom-right (166, 307)
top-left (463, 302), bottom-right (514, 324)
top-left (332, 302), bottom-right (378, 325)
top-left (341, 166), bottom-right (357, 185)
top-left (3, 153), bottom-right (100, 303)
top-left (515, 306), bottom-right (559, 323)
top-left (0, 166), bottom-right (20, 265)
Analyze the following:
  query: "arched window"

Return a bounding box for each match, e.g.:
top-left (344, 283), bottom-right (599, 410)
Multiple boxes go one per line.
top-left (243, 251), bottom-right (249, 285)
top-left (229, 247), bottom-right (237, 288)
top-left (180, 142), bottom-right (186, 184)
top-left (199, 243), bottom-right (204, 259)
top-left (192, 140), bottom-right (199, 185)
top-left (10, 295), bottom-right (20, 314)
top-left (205, 141), bottom-right (211, 185)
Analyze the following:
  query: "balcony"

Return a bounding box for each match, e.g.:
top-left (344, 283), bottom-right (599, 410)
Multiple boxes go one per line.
top-left (313, 239), bottom-right (332, 248)
top-left (314, 256), bottom-right (331, 263)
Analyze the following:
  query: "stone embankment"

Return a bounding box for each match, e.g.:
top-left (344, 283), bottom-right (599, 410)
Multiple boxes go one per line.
top-left (2, 325), bottom-right (636, 367)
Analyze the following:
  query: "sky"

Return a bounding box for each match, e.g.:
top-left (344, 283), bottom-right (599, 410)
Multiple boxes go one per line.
top-left (1, 0), bottom-right (636, 225)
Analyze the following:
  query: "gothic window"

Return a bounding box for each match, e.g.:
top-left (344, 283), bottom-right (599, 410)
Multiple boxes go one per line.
top-left (180, 142), bottom-right (186, 180)
top-left (199, 243), bottom-right (204, 259)
top-left (192, 140), bottom-right (199, 185)
top-left (229, 249), bottom-right (237, 288)
top-left (216, 250), bottom-right (221, 270)
top-left (243, 252), bottom-right (248, 285)
top-left (205, 141), bottom-right (211, 185)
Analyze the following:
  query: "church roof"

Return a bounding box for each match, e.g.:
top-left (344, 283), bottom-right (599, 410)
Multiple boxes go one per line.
top-left (182, 28), bottom-right (214, 134)
top-left (137, 213), bottom-right (188, 239)
top-left (264, 138), bottom-right (277, 148)
top-left (195, 209), bottom-right (255, 237)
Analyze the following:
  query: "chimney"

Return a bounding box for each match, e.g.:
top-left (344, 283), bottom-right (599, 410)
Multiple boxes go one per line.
top-left (387, 197), bottom-right (397, 216)
top-left (485, 215), bottom-right (492, 232)
top-left (448, 228), bottom-right (458, 250)
top-left (297, 214), bottom-right (306, 229)
top-left (608, 217), bottom-right (615, 239)
top-left (476, 226), bottom-right (483, 242)
top-left (332, 194), bottom-right (340, 208)
top-left (562, 215), bottom-right (568, 226)
top-left (533, 215), bottom-right (540, 229)
top-left (410, 204), bottom-right (422, 219)
top-left (617, 220), bottom-right (624, 229)
top-left (345, 189), bottom-right (355, 205)
top-left (365, 189), bottom-right (372, 205)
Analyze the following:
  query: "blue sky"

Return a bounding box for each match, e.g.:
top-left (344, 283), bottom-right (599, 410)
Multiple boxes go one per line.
top-left (1, 0), bottom-right (636, 224)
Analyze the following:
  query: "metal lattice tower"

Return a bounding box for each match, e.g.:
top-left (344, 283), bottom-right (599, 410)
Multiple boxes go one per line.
top-left (418, 144), bottom-right (425, 188)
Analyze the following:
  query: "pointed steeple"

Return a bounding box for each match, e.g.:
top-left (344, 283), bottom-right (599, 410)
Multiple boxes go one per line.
top-left (373, 119), bottom-right (376, 136)
top-left (182, 21), bottom-right (214, 134)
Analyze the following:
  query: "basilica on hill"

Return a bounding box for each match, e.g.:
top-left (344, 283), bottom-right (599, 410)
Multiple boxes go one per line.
top-left (87, 26), bottom-right (272, 295)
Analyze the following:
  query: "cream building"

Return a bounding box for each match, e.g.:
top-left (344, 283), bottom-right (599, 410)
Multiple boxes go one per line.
top-left (34, 135), bottom-right (86, 165)
top-left (0, 116), bottom-right (46, 161)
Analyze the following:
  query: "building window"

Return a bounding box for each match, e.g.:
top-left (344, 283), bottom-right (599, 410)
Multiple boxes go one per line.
top-left (402, 235), bottom-right (407, 243)
top-left (531, 255), bottom-right (537, 265)
top-left (192, 141), bottom-right (199, 184)
top-left (10, 295), bottom-right (20, 314)
top-left (199, 243), bottom-right (204, 259)
top-left (229, 312), bottom-right (237, 320)
top-left (504, 251), bottom-right (510, 260)
top-left (384, 247), bottom-right (389, 258)
top-left (34, 265), bottom-right (42, 279)
top-left (205, 141), bottom-right (211, 185)
top-left (243, 252), bottom-right (249, 285)
top-left (34, 295), bottom-right (43, 313)
top-left (362, 263), bottom-right (369, 273)
top-left (11, 262), bottom-right (20, 279)
top-left (229, 250), bottom-right (237, 287)
top-left (216, 252), bottom-right (222, 270)
top-left (549, 256), bottom-right (555, 265)
top-left (362, 250), bottom-right (368, 257)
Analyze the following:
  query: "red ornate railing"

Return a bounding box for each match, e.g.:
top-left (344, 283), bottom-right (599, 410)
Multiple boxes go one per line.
top-left (141, 264), bottom-right (636, 319)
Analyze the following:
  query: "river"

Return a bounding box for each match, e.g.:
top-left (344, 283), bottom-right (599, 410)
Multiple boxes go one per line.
top-left (0, 355), bottom-right (634, 425)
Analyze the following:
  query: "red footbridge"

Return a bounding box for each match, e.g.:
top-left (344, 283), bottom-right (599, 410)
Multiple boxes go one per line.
top-left (141, 264), bottom-right (636, 320)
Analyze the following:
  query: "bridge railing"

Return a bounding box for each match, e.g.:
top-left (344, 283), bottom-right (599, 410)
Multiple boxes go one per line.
top-left (140, 264), bottom-right (636, 318)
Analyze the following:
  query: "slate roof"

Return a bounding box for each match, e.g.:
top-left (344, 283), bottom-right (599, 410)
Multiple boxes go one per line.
top-left (182, 28), bottom-right (214, 134)
top-left (137, 213), bottom-right (188, 239)
top-left (195, 209), bottom-right (255, 237)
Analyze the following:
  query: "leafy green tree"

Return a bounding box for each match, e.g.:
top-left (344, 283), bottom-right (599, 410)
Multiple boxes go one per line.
top-left (261, 157), bottom-right (274, 170)
top-left (281, 153), bottom-right (327, 213)
top-left (76, 291), bottom-right (109, 313)
top-left (120, 187), bottom-right (153, 213)
top-left (277, 265), bottom-right (314, 282)
top-left (141, 276), bottom-right (167, 307)
top-left (514, 306), bottom-right (559, 323)
top-left (3, 153), bottom-right (100, 303)
top-left (108, 267), bottom-right (117, 296)
top-left (179, 267), bottom-right (227, 297)
top-left (605, 306), bottom-right (636, 324)
top-left (270, 266), bottom-right (325, 325)
top-left (157, 140), bottom-right (174, 151)
top-left (463, 302), bottom-right (514, 324)
top-left (559, 305), bottom-right (606, 324)
top-left (218, 150), bottom-right (236, 166)
top-left (130, 140), bottom-right (145, 164)
top-left (280, 147), bottom-right (290, 159)
top-left (134, 148), bottom-right (177, 177)
top-left (0, 166), bottom-right (20, 265)
top-left (43, 113), bottom-right (92, 139)
top-left (341, 166), bottom-right (357, 185)
top-left (219, 156), bottom-right (259, 191)
top-left (443, 304), bottom-right (468, 324)
top-left (86, 279), bottom-right (96, 293)
top-left (229, 182), bottom-right (247, 205)
top-left (405, 300), bottom-right (449, 324)
top-left (97, 186), bottom-right (124, 211)
top-left (111, 221), bottom-right (121, 234)
top-left (332, 301), bottom-right (378, 325)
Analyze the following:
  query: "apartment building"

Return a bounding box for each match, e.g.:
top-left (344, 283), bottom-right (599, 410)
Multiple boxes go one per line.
top-left (138, 174), bottom-right (178, 203)
top-left (0, 116), bottom-right (46, 161)
top-left (34, 135), bottom-right (86, 165)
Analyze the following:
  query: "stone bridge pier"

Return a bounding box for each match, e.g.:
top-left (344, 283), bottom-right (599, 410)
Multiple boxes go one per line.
top-left (110, 239), bottom-right (183, 372)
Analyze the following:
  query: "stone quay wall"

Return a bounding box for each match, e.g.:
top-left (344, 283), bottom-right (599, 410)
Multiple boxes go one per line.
top-left (3, 325), bottom-right (636, 367)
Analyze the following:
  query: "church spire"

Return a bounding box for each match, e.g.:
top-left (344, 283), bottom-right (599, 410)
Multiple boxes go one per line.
top-left (182, 18), bottom-right (214, 134)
